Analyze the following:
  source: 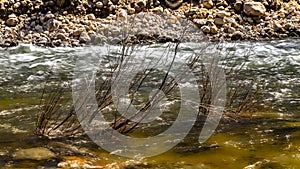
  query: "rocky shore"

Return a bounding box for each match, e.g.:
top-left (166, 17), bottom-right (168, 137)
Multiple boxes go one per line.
top-left (0, 0), bottom-right (299, 47)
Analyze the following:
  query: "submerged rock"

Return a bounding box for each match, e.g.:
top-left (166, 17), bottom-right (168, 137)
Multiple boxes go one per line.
top-left (13, 147), bottom-right (55, 160)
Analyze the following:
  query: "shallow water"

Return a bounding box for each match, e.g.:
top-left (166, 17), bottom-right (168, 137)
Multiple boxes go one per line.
top-left (0, 40), bottom-right (299, 168)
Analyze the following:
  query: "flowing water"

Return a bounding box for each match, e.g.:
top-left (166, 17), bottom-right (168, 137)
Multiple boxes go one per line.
top-left (0, 40), bottom-right (299, 168)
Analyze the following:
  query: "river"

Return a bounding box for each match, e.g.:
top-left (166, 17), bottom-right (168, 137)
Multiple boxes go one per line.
top-left (0, 39), bottom-right (299, 168)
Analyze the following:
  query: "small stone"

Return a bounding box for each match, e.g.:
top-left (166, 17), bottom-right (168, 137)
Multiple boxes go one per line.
top-left (56, 0), bottom-right (65, 7)
top-left (215, 18), bottom-right (225, 25)
top-left (278, 12), bottom-right (285, 18)
top-left (152, 6), bottom-right (163, 13)
top-left (86, 14), bottom-right (96, 20)
top-left (56, 33), bottom-right (67, 41)
top-left (203, 0), bottom-right (213, 9)
top-left (13, 147), bottom-right (55, 161)
top-left (243, 2), bottom-right (266, 17)
top-left (117, 8), bottom-right (127, 21)
top-left (6, 18), bottom-right (18, 27)
top-left (127, 7), bottom-right (135, 14)
top-left (217, 10), bottom-right (229, 18)
top-left (73, 28), bottom-right (85, 36)
top-left (210, 25), bottom-right (218, 34)
top-left (193, 19), bottom-right (207, 26)
top-left (231, 31), bottom-right (244, 40)
top-left (46, 19), bottom-right (60, 31)
top-left (234, 1), bottom-right (243, 12)
top-left (96, 1), bottom-right (103, 8)
top-left (201, 25), bottom-right (210, 33)
top-left (137, 0), bottom-right (147, 8)
top-left (79, 32), bottom-right (90, 43)
top-left (227, 26), bottom-right (235, 33)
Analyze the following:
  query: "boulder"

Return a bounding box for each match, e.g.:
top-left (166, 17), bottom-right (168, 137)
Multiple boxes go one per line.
top-left (243, 2), bottom-right (266, 17)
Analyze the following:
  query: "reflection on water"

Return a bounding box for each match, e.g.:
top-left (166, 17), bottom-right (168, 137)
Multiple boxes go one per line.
top-left (0, 40), bottom-right (299, 168)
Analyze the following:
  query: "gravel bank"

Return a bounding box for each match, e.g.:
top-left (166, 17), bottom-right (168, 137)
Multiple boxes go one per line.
top-left (0, 0), bottom-right (299, 47)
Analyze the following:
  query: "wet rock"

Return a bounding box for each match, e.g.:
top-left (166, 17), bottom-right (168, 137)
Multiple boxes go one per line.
top-left (79, 32), bottom-right (90, 43)
top-left (58, 156), bottom-right (106, 168)
top-left (13, 147), bottom-right (55, 160)
top-left (231, 31), bottom-right (244, 40)
top-left (243, 2), bottom-right (266, 17)
top-left (244, 159), bottom-right (283, 169)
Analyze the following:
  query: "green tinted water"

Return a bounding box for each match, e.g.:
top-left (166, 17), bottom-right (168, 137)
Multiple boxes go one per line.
top-left (0, 40), bottom-right (299, 168)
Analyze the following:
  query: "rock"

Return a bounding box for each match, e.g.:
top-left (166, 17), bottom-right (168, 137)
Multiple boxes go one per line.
top-left (95, 1), bottom-right (103, 8)
top-left (46, 19), bottom-right (60, 31)
top-left (137, 0), bottom-right (147, 8)
top-left (201, 25), bottom-right (210, 33)
top-left (210, 25), bottom-right (218, 34)
top-left (243, 2), bottom-right (266, 17)
top-left (193, 19), bottom-right (207, 26)
top-left (79, 32), bottom-right (90, 43)
top-left (86, 14), bottom-right (96, 20)
top-left (231, 31), bottom-right (244, 40)
top-left (56, 33), bottom-right (67, 41)
top-left (152, 6), bottom-right (163, 13)
top-left (13, 147), bottom-right (55, 160)
top-left (215, 18), bottom-right (225, 25)
top-left (234, 1), bottom-right (243, 12)
top-left (56, 0), bottom-right (65, 7)
top-left (217, 10), bottom-right (230, 18)
top-left (228, 26), bottom-right (235, 33)
top-left (73, 28), bottom-right (85, 36)
top-left (117, 8), bottom-right (128, 21)
top-left (203, 0), bottom-right (213, 9)
top-left (127, 7), bottom-right (135, 14)
top-left (6, 18), bottom-right (18, 27)
top-left (57, 156), bottom-right (106, 168)
top-left (164, 0), bottom-right (183, 9)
